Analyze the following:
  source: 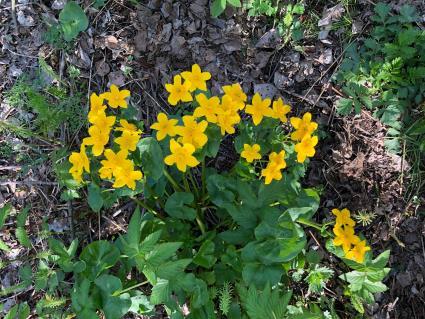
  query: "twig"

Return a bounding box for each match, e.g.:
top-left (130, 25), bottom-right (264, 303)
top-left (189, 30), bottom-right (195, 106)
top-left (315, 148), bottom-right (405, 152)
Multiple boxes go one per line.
top-left (0, 180), bottom-right (58, 186)
top-left (11, 0), bottom-right (17, 30)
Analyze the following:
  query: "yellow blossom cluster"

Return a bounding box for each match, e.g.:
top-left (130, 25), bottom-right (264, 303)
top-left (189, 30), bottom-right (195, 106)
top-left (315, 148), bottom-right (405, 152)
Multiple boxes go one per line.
top-left (69, 85), bottom-right (143, 190)
top-left (153, 64), bottom-right (319, 183)
top-left (332, 208), bottom-right (371, 263)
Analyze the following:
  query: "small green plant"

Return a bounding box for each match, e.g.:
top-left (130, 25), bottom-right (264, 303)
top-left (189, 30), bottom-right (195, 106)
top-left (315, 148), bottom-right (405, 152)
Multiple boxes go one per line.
top-left (43, 1), bottom-right (88, 47)
top-left (59, 1), bottom-right (89, 41)
top-left (335, 3), bottom-right (425, 153)
top-left (245, 1), bottom-right (305, 42)
top-left (210, 0), bottom-right (242, 18)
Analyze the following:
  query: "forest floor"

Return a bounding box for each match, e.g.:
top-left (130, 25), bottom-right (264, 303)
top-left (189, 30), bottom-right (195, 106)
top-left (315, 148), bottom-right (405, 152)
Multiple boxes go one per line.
top-left (0, 0), bottom-right (424, 318)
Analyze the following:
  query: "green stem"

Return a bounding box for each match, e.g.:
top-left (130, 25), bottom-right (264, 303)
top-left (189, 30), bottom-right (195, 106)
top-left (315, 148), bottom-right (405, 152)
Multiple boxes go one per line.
top-left (297, 218), bottom-right (324, 231)
top-left (196, 207), bottom-right (206, 235)
top-left (114, 280), bottom-right (149, 296)
top-left (201, 159), bottom-right (206, 198)
top-left (188, 170), bottom-right (200, 199)
top-left (131, 197), bottom-right (163, 219)
top-left (163, 169), bottom-right (183, 192)
top-left (144, 183), bottom-right (165, 209)
top-left (183, 173), bottom-right (191, 193)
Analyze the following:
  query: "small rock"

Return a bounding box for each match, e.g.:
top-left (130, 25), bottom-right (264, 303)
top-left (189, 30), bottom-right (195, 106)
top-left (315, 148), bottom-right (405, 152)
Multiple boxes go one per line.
top-left (17, 10), bottom-right (35, 27)
top-left (256, 29), bottom-right (281, 49)
top-left (253, 83), bottom-right (277, 99)
top-left (397, 272), bottom-right (412, 288)
top-left (51, 0), bottom-right (66, 10)
top-left (95, 60), bottom-right (110, 77)
top-left (273, 71), bottom-right (288, 89)
top-left (108, 71), bottom-right (126, 87)
top-left (318, 48), bottom-right (333, 65)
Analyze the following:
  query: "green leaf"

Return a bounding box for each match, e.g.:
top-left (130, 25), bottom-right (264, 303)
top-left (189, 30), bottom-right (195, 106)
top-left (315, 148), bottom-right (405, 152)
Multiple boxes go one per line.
top-left (0, 203), bottom-right (11, 229)
top-left (336, 98), bottom-right (353, 115)
top-left (210, 0), bottom-right (226, 17)
top-left (0, 239), bottom-right (10, 252)
top-left (350, 294), bottom-right (365, 314)
top-left (137, 137), bottom-right (164, 181)
top-left (59, 1), bottom-right (89, 41)
top-left (71, 278), bottom-right (98, 318)
top-left (156, 258), bottom-right (192, 279)
top-left (87, 183), bottom-right (104, 212)
top-left (370, 250), bottom-right (390, 269)
top-left (145, 242), bottom-right (182, 267)
top-left (283, 11), bottom-right (293, 27)
top-left (362, 279), bottom-right (387, 293)
top-left (95, 275), bottom-right (132, 319)
top-left (242, 263), bottom-right (283, 288)
top-left (164, 192), bottom-right (196, 220)
top-left (16, 206), bottom-right (29, 228)
top-left (193, 240), bottom-right (217, 269)
top-left (399, 4), bottom-right (418, 23)
top-left (16, 227), bottom-right (31, 248)
top-left (292, 4), bottom-right (305, 14)
top-left (227, 0), bottom-right (241, 8)
top-left (238, 283), bottom-right (292, 319)
top-left (80, 240), bottom-right (120, 279)
top-left (150, 278), bottom-right (170, 304)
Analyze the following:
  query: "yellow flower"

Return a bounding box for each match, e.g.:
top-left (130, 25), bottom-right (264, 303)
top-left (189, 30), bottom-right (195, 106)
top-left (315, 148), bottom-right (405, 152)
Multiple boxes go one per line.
top-left (165, 75), bottom-right (193, 106)
top-left (150, 113), bottom-right (179, 141)
top-left (116, 119), bottom-right (142, 135)
top-left (245, 93), bottom-right (273, 125)
top-left (219, 94), bottom-right (242, 114)
top-left (222, 83), bottom-right (247, 110)
top-left (194, 93), bottom-right (220, 123)
top-left (216, 110), bottom-right (240, 135)
top-left (271, 98), bottom-right (291, 122)
top-left (115, 131), bottom-right (140, 152)
top-left (346, 240), bottom-right (371, 263)
top-left (69, 144), bottom-right (90, 183)
top-left (164, 139), bottom-right (199, 172)
top-left (113, 161), bottom-right (143, 190)
top-left (103, 84), bottom-right (131, 108)
top-left (83, 125), bottom-right (110, 156)
top-left (181, 64), bottom-right (211, 92)
top-left (261, 150), bottom-right (286, 184)
top-left (99, 149), bottom-right (129, 179)
top-left (89, 110), bottom-right (116, 128)
top-left (241, 144), bottom-right (261, 163)
top-left (175, 115), bottom-right (208, 149)
top-left (333, 225), bottom-right (360, 254)
top-left (269, 150), bottom-right (286, 169)
top-left (332, 208), bottom-right (355, 228)
top-left (294, 135), bottom-right (318, 163)
top-left (88, 93), bottom-right (107, 122)
top-left (290, 112), bottom-right (318, 141)
top-left (261, 163), bottom-right (283, 185)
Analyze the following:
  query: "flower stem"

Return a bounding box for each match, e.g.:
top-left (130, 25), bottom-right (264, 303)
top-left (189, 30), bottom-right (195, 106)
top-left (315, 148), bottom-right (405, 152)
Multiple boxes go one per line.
top-left (196, 207), bottom-right (206, 235)
top-left (131, 197), bottom-right (163, 219)
top-left (297, 218), bottom-right (323, 231)
top-left (201, 159), bottom-right (206, 198)
top-left (163, 169), bottom-right (183, 192)
top-left (113, 280), bottom-right (149, 296)
top-left (188, 170), bottom-right (200, 199)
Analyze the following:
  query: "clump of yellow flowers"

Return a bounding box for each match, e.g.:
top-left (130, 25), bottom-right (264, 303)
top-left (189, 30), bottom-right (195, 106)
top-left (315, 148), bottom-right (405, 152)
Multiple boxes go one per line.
top-left (151, 63), bottom-right (319, 184)
top-left (69, 64), bottom-right (320, 190)
top-left (69, 85), bottom-right (143, 190)
top-left (332, 208), bottom-right (371, 263)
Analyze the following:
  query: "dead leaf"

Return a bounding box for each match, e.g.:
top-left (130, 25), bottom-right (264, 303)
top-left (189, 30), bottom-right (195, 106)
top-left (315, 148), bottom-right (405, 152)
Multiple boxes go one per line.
top-left (95, 60), bottom-right (110, 77)
top-left (254, 83), bottom-right (277, 99)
